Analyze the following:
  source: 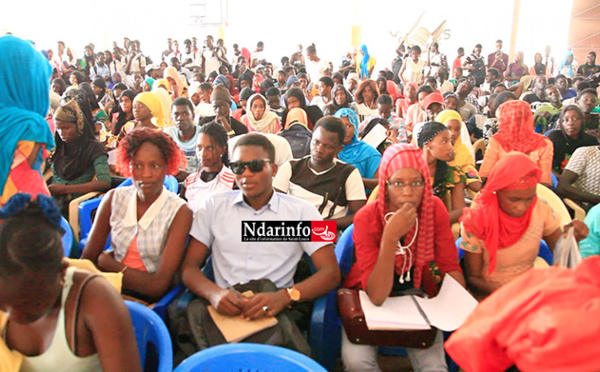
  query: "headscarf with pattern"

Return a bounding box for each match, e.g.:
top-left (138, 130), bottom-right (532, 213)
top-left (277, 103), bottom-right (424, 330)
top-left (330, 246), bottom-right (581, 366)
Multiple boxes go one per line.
top-left (493, 100), bottom-right (547, 153)
top-left (378, 143), bottom-right (435, 289)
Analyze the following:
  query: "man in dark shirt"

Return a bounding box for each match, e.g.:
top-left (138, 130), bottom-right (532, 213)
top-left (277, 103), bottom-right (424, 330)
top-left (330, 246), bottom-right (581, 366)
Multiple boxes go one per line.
top-left (487, 40), bottom-right (509, 75)
top-left (523, 76), bottom-right (548, 104)
top-left (198, 85), bottom-right (248, 137)
top-left (577, 51), bottom-right (600, 78)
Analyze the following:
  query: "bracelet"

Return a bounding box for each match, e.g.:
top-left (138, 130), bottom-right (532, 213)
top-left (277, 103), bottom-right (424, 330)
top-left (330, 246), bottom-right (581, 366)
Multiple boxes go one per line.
top-left (120, 266), bottom-right (129, 274)
top-left (227, 130), bottom-right (235, 136)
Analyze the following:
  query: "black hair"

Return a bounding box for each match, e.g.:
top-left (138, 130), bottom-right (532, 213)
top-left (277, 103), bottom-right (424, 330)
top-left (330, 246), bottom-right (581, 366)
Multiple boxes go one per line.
top-left (172, 97), bottom-right (194, 113)
top-left (488, 68), bottom-right (500, 79)
top-left (239, 87), bottom-right (254, 103)
top-left (71, 71), bottom-right (84, 85)
top-left (233, 133), bottom-right (275, 162)
top-left (474, 43), bottom-right (482, 49)
top-left (113, 83), bottom-right (128, 92)
top-left (113, 89), bottom-right (137, 135)
top-left (495, 91), bottom-right (517, 107)
top-left (257, 41), bottom-right (264, 47)
top-left (284, 66), bottom-right (295, 75)
top-left (377, 94), bottom-right (393, 105)
top-left (416, 85), bottom-right (434, 95)
top-left (490, 80), bottom-right (501, 89)
top-left (417, 121), bottom-right (450, 197)
top-left (260, 79), bottom-right (275, 96)
top-left (576, 81), bottom-right (592, 92)
top-left (78, 82), bottom-right (100, 111)
top-left (0, 199), bottom-right (63, 277)
top-left (306, 44), bottom-right (316, 54)
top-left (330, 84), bottom-right (354, 112)
top-left (52, 78), bottom-right (67, 96)
top-left (425, 76), bottom-right (437, 85)
top-left (589, 51), bottom-right (597, 58)
top-left (281, 56), bottom-right (290, 65)
top-left (198, 122), bottom-right (230, 166)
top-left (319, 76), bottom-right (334, 88)
top-left (199, 82), bottom-right (212, 92)
top-left (577, 87), bottom-right (597, 100)
top-left (332, 72), bottom-right (344, 83)
top-left (284, 88), bottom-right (307, 108)
top-left (411, 45), bottom-right (421, 54)
top-left (314, 116), bottom-right (346, 145)
top-left (457, 47), bottom-right (464, 53)
top-left (265, 87), bottom-right (280, 97)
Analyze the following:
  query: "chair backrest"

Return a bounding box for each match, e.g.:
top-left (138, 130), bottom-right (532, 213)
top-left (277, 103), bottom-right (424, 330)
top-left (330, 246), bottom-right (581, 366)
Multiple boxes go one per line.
top-left (335, 224), bottom-right (355, 276)
top-left (174, 343), bottom-right (326, 372)
top-left (536, 184), bottom-right (571, 225)
top-left (125, 300), bottom-right (173, 372)
top-left (61, 216), bottom-right (73, 257)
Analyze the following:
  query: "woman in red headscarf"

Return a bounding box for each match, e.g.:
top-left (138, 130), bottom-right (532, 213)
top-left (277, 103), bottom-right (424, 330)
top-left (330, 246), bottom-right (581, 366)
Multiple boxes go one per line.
top-left (479, 100), bottom-right (554, 186)
top-left (396, 82), bottom-right (418, 119)
top-left (461, 152), bottom-right (588, 300)
top-left (342, 143), bottom-right (464, 372)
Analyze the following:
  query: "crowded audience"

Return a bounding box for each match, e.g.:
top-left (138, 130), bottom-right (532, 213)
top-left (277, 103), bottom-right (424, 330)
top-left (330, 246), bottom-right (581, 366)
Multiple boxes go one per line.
top-left (2, 28), bottom-right (600, 371)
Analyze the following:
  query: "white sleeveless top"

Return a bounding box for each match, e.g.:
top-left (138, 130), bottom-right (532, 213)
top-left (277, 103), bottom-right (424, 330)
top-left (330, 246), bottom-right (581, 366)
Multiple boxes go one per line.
top-left (19, 267), bottom-right (102, 372)
top-left (401, 58), bottom-right (426, 84)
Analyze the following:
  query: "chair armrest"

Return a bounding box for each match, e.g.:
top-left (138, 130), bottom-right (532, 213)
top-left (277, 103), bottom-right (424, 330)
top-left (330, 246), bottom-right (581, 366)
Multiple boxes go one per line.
top-left (69, 191), bottom-right (102, 240)
top-left (153, 284), bottom-right (186, 320)
top-left (564, 198), bottom-right (586, 221)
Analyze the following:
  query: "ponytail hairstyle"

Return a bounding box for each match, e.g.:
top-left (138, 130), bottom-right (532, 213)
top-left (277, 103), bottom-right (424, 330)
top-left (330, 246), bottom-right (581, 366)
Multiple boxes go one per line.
top-left (198, 122), bottom-right (230, 166)
top-left (0, 194), bottom-right (64, 278)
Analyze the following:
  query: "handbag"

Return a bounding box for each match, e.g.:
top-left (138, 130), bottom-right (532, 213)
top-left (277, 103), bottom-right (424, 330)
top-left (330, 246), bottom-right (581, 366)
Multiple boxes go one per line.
top-left (337, 288), bottom-right (437, 348)
top-left (553, 227), bottom-right (583, 269)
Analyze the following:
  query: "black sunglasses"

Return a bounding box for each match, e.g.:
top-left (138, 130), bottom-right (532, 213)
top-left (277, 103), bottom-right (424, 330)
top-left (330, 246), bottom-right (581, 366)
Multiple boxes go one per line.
top-left (230, 159), bottom-right (273, 175)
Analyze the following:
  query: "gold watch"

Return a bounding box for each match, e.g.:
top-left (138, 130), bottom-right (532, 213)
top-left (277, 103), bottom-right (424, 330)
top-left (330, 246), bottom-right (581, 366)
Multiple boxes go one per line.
top-left (286, 287), bottom-right (301, 302)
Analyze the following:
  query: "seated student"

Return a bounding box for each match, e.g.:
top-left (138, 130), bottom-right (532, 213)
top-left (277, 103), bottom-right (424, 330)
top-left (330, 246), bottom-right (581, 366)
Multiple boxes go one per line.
top-left (322, 84), bottom-right (358, 116)
top-left (194, 82), bottom-right (216, 121)
top-left (180, 133), bottom-right (340, 354)
top-left (480, 100), bottom-right (554, 186)
top-left (579, 203), bottom-right (600, 258)
top-left (334, 108), bottom-right (382, 190)
top-left (165, 97), bottom-right (201, 180)
top-left (279, 107), bottom-right (313, 159)
top-left (342, 143), bottom-right (464, 372)
top-left (576, 88), bottom-right (600, 136)
top-left (556, 74), bottom-right (577, 100)
top-left (184, 123), bottom-right (235, 213)
top-left (265, 86), bottom-right (284, 117)
top-left (117, 92), bottom-right (165, 142)
top-left (534, 85), bottom-right (563, 133)
top-left (557, 145), bottom-right (600, 211)
top-left (82, 129), bottom-right (193, 302)
top-left (274, 116), bottom-right (366, 230)
top-left (280, 87), bottom-right (324, 131)
top-left (310, 76), bottom-right (334, 112)
top-left (396, 82), bottom-right (418, 119)
top-left (359, 118), bottom-right (395, 154)
top-left (417, 121), bottom-right (466, 224)
top-left (0, 194), bottom-right (141, 372)
top-left (232, 87), bottom-right (253, 121)
top-left (435, 110), bottom-right (481, 190)
top-left (461, 152), bottom-right (588, 300)
top-left (359, 94), bottom-right (408, 143)
top-left (405, 85), bottom-right (432, 134)
top-left (241, 93), bottom-right (282, 134)
top-left (49, 99), bottom-right (111, 210)
top-left (546, 105), bottom-right (598, 176)
top-left (353, 80), bottom-right (380, 122)
top-left (199, 85), bottom-right (248, 137)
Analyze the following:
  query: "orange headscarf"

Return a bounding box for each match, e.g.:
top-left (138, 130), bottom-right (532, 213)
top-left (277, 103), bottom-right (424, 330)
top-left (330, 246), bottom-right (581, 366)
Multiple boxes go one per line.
top-left (461, 152), bottom-right (541, 274)
top-left (493, 100), bottom-right (547, 153)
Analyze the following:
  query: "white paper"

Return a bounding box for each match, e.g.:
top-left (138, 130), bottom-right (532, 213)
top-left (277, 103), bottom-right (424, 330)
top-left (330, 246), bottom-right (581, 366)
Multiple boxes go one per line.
top-left (414, 275), bottom-right (478, 332)
top-left (359, 291), bottom-right (431, 330)
top-left (361, 123), bottom-right (388, 149)
top-left (107, 149), bottom-right (116, 165)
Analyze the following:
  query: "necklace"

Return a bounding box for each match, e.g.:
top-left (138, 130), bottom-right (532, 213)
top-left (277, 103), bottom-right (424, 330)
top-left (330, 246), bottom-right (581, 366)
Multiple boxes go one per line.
top-left (384, 212), bottom-right (419, 283)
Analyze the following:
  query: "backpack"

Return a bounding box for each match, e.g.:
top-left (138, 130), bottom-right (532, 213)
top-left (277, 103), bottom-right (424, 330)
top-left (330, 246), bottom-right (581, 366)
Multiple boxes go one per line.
top-left (279, 123), bottom-right (312, 159)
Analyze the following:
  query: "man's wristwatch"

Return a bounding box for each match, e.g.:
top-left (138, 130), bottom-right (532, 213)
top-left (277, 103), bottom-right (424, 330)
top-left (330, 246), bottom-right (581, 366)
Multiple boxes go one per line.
top-left (286, 287), bottom-right (301, 303)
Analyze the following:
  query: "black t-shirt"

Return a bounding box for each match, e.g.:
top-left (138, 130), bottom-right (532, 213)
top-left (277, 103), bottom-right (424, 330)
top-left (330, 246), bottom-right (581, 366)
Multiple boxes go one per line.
top-left (546, 129), bottom-right (599, 172)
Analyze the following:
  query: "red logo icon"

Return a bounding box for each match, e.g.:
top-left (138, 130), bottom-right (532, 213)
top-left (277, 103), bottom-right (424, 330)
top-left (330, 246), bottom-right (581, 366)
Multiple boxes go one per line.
top-left (311, 221), bottom-right (337, 242)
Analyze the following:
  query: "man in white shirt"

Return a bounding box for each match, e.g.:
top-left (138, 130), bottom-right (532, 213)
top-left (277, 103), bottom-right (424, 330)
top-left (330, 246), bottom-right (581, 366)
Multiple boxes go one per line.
top-left (200, 35), bottom-right (221, 76)
top-left (310, 77), bottom-right (334, 112)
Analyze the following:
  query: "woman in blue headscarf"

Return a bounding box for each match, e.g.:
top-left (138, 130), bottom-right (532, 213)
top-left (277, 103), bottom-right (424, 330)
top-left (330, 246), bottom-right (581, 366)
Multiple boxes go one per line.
top-left (334, 108), bottom-right (382, 189)
top-left (559, 51), bottom-right (578, 78)
top-left (0, 35), bottom-right (55, 206)
top-left (358, 45), bottom-right (376, 80)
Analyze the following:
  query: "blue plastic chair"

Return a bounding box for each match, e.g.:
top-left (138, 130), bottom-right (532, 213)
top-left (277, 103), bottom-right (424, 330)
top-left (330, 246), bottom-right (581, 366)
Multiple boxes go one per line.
top-left (60, 216), bottom-right (74, 257)
top-left (174, 343), bottom-right (327, 372)
top-left (77, 175), bottom-right (180, 254)
top-left (126, 300), bottom-right (173, 372)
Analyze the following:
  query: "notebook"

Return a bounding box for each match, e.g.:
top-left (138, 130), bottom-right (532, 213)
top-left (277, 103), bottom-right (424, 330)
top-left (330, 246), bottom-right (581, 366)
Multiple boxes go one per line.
top-left (207, 290), bottom-right (279, 343)
top-left (359, 275), bottom-right (478, 331)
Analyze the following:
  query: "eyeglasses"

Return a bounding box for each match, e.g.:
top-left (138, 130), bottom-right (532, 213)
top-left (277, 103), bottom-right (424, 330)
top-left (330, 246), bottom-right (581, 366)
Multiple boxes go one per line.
top-left (386, 180), bottom-right (425, 190)
top-left (230, 159), bottom-right (272, 175)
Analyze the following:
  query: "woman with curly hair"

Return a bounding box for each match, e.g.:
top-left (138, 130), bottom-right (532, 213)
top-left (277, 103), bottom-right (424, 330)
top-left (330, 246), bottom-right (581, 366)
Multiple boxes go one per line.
top-left (82, 128), bottom-right (192, 302)
top-left (354, 80), bottom-right (379, 121)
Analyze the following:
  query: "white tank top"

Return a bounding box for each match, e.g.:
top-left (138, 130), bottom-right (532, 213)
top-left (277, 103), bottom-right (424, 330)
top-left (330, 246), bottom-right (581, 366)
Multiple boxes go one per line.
top-left (19, 267), bottom-right (102, 372)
